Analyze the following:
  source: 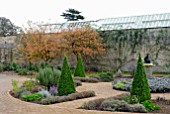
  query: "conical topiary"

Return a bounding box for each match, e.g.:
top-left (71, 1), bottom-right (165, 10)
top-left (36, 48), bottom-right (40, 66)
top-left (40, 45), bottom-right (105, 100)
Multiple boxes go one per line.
top-left (74, 54), bottom-right (85, 77)
top-left (58, 56), bottom-right (76, 96)
top-left (130, 53), bottom-right (151, 102)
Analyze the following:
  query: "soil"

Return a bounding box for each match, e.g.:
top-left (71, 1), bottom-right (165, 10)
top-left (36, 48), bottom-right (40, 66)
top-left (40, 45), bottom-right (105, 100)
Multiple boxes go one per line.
top-left (149, 99), bottom-right (170, 114)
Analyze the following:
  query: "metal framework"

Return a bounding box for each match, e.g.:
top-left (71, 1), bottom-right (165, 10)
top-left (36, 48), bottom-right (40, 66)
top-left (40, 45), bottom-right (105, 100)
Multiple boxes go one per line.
top-left (43, 13), bottom-right (170, 32)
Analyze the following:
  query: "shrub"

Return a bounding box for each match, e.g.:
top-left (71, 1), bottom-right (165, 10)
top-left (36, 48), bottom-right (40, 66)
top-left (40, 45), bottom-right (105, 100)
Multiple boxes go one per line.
top-left (111, 93), bottom-right (138, 104)
top-left (14, 88), bottom-right (28, 98)
top-left (74, 77), bottom-right (99, 83)
top-left (38, 90), bottom-right (51, 98)
top-left (23, 80), bottom-right (35, 91)
top-left (11, 79), bottom-right (20, 92)
top-left (99, 99), bottom-right (128, 111)
top-left (49, 85), bottom-right (58, 96)
top-left (31, 85), bottom-right (43, 93)
top-left (26, 62), bottom-right (38, 71)
top-left (20, 91), bottom-right (31, 98)
top-left (36, 67), bottom-right (61, 90)
top-left (81, 98), bottom-right (105, 110)
top-left (130, 53), bottom-right (151, 102)
top-left (130, 95), bottom-right (139, 104)
top-left (148, 77), bottom-right (170, 93)
top-left (99, 73), bottom-right (113, 82)
top-left (141, 100), bottom-right (160, 111)
top-left (5, 61), bottom-right (19, 71)
top-left (40, 90), bottom-right (95, 105)
top-left (90, 76), bottom-right (101, 81)
top-left (81, 97), bottom-right (147, 113)
top-left (111, 93), bottom-right (130, 101)
top-left (113, 80), bottom-right (127, 90)
top-left (112, 77), bottom-right (170, 93)
top-left (22, 93), bottom-right (42, 101)
top-left (74, 80), bottom-right (82, 87)
top-left (128, 104), bottom-right (147, 113)
top-left (40, 62), bottom-right (50, 69)
top-left (52, 68), bottom-right (61, 84)
top-left (0, 63), bottom-right (4, 72)
top-left (74, 54), bottom-right (85, 77)
top-left (16, 68), bottom-right (33, 75)
top-left (58, 56), bottom-right (76, 96)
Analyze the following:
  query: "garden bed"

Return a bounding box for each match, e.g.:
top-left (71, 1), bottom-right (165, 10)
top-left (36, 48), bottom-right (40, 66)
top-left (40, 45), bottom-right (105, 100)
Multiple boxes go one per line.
top-left (80, 93), bottom-right (168, 113)
top-left (149, 99), bottom-right (170, 113)
top-left (74, 72), bottom-right (114, 83)
top-left (10, 90), bottom-right (95, 105)
top-left (112, 77), bottom-right (170, 93)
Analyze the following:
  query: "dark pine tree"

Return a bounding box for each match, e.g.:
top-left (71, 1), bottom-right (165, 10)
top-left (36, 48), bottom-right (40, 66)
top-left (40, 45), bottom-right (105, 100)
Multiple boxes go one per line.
top-left (61, 8), bottom-right (85, 21)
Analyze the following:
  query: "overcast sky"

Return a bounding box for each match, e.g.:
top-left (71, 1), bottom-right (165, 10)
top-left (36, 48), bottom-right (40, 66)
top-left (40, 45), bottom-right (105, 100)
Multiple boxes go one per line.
top-left (0, 0), bottom-right (170, 27)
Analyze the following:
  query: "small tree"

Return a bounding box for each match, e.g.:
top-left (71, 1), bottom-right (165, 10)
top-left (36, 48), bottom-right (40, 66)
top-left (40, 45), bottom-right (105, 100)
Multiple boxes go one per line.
top-left (18, 22), bottom-right (66, 62)
top-left (62, 26), bottom-right (106, 61)
top-left (130, 53), bottom-right (151, 102)
top-left (58, 56), bottom-right (76, 96)
top-left (0, 17), bottom-right (20, 36)
top-left (61, 8), bottom-right (85, 21)
top-left (74, 54), bottom-right (85, 77)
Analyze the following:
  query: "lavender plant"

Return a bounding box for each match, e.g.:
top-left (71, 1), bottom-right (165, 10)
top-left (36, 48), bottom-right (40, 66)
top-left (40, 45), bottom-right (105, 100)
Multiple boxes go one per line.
top-left (50, 85), bottom-right (58, 96)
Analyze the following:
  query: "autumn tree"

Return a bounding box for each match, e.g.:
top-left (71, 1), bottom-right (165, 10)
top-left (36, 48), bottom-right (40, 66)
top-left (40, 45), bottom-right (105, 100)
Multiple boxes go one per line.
top-left (62, 26), bottom-right (106, 62)
top-left (18, 22), bottom-right (67, 63)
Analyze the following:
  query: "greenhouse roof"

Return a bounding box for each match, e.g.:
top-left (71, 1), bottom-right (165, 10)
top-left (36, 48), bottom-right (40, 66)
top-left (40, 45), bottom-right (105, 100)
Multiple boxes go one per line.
top-left (44, 13), bottom-right (170, 32)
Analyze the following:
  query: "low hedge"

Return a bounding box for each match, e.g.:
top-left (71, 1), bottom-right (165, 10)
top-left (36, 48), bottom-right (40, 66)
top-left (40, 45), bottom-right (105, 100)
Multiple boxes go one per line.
top-left (153, 72), bottom-right (170, 75)
top-left (38, 90), bottom-right (95, 105)
top-left (74, 80), bottom-right (82, 87)
top-left (16, 68), bottom-right (33, 75)
top-left (74, 77), bottom-right (100, 83)
top-left (81, 94), bottom-right (147, 113)
top-left (99, 72), bottom-right (114, 82)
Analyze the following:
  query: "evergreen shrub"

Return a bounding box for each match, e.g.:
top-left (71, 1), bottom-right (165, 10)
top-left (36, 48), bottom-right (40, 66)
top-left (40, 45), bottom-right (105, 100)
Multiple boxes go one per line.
top-left (58, 56), bottom-right (76, 96)
top-left (130, 53), bottom-right (151, 102)
top-left (36, 67), bottom-right (61, 90)
top-left (74, 54), bottom-right (85, 77)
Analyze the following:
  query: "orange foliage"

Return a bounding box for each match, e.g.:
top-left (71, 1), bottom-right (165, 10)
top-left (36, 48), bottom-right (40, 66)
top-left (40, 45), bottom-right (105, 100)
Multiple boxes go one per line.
top-left (62, 26), bottom-right (106, 59)
top-left (18, 22), bottom-right (67, 62)
top-left (18, 22), bottom-right (106, 63)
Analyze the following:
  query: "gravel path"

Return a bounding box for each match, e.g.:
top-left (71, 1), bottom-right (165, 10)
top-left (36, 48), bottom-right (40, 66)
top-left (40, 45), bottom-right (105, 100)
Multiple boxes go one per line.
top-left (0, 72), bottom-right (169, 114)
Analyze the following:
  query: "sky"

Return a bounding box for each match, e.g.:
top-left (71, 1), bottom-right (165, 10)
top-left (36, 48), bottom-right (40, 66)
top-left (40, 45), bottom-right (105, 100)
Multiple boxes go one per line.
top-left (0, 0), bottom-right (170, 27)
